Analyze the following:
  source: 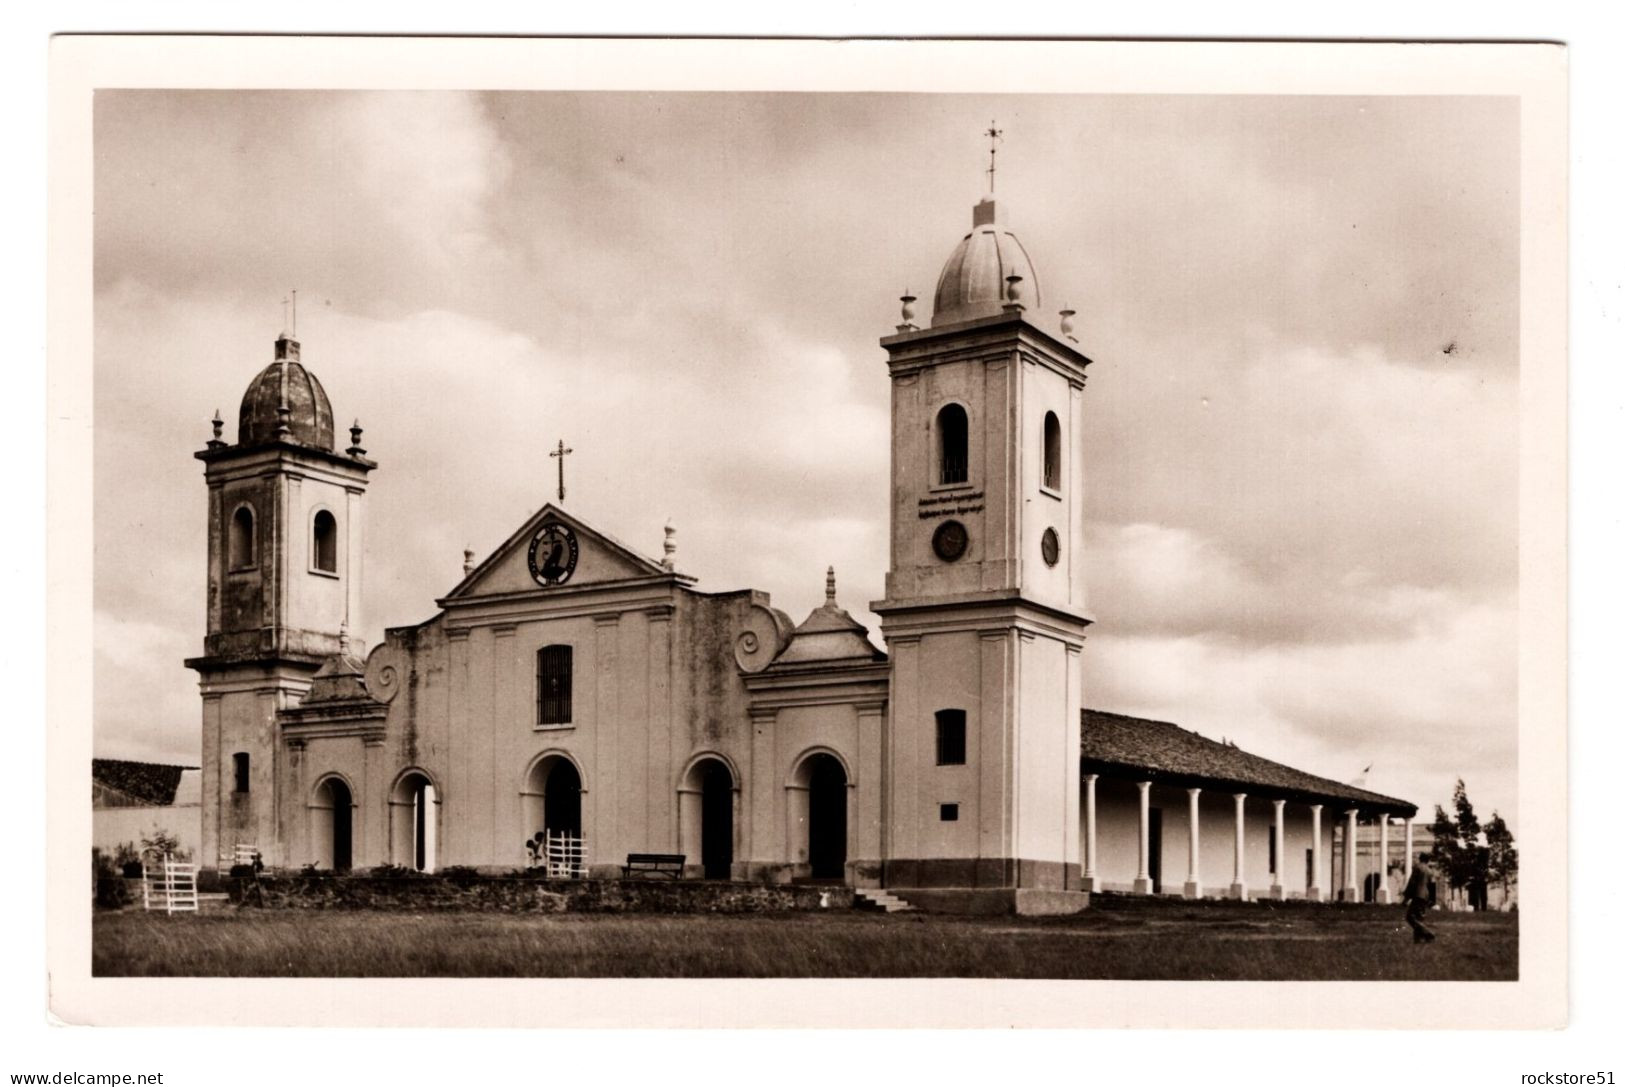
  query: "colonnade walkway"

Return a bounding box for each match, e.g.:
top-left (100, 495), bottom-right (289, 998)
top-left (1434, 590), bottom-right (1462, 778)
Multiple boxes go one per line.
top-left (1079, 709), bottom-right (1419, 902)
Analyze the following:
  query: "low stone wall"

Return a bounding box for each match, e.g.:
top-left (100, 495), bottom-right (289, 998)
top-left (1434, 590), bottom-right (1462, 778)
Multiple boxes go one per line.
top-left (229, 873), bottom-right (854, 913)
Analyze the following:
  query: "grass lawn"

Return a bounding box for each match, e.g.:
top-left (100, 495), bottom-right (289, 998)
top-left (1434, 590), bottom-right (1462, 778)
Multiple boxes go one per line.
top-left (93, 896), bottom-right (1517, 980)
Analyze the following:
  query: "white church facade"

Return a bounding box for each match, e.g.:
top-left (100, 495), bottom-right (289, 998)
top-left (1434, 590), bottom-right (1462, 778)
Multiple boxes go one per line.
top-left (187, 190), bottom-right (1417, 912)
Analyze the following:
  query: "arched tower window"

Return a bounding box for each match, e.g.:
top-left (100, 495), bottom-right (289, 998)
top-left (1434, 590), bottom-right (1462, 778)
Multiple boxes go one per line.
top-left (937, 403), bottom-right (969, 485)
top-left (1042, 411), bottom-right (1062, 491)
top-left (537, 644), bottom-right (573, 726)
top-left (312, 510), bottom-right (338, 573)
top-left (229, 506), bottom-right (255, 569)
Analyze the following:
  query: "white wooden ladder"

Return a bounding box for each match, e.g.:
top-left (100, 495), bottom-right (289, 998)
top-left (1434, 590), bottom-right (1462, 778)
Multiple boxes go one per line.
top-left (142, 857), bottom-right (199, 914)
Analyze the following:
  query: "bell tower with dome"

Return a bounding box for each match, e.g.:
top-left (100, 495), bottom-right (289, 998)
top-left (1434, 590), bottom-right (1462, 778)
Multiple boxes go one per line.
top-left (873, 187), bottom-right (1094, 911)
top-left (186, 329), bottom-right (376, 871)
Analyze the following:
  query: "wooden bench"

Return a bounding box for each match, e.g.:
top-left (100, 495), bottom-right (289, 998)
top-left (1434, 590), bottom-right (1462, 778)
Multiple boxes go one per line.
top-left (621, 853), bottom-right (685, 880)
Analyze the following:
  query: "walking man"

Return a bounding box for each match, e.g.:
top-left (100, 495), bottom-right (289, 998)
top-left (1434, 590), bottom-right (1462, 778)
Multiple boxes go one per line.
top-left (1403, 852), bottom-right (1437, 944)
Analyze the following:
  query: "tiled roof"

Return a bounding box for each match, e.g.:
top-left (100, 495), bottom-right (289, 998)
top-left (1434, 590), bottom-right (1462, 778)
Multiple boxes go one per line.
top-left (91, 758), bottom-right (197, 806)
top-left (1080, 709), bottom-right (1417, 817)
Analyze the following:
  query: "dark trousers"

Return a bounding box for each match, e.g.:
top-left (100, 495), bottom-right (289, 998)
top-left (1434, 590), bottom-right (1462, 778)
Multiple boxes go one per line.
top-left (1405, 897), bottom-right (1435, 942)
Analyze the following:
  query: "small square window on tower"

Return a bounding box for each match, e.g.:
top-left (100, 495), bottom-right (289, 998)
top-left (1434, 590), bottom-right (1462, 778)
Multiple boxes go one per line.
top-left (940, 803), bottom-right (959, 822)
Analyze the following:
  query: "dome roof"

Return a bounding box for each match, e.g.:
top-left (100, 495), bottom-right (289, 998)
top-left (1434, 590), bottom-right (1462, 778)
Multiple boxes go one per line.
top-left (237, 336), bottom-right (335, 450)
top-left (771, 569), bottom-right (884, 666)
top-left (931, 197), bottom-right (1041, 328)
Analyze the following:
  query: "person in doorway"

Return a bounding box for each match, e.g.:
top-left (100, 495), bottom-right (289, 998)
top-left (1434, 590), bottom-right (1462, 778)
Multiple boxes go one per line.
top-left (1402, 853), bottom-right (1437, 943)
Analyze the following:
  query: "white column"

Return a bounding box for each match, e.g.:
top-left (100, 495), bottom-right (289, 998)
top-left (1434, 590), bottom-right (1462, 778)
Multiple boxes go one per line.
top-left (1183, 787), bottom-right (1202, 899)
top-left (1229, 793), bottom-right (1247, 900)
top-left (1133, 781), bottom-right (1153, 894)
top-left (1308, 804), bottom-right (1324, 902)
top-left (1404, 817), bottom-right (1414, 879)
top-left (1377, 814), bottom-right (1392, 903)
top-left (1344, 808), bottom-right (1360, 902)
top-left (1082, 774), bottom-right (1099, 893)
top-left (1270, 798), bottom-right (1287, 900)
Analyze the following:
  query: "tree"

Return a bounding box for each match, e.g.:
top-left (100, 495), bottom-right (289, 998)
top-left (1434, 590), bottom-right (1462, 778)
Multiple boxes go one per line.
top-left (1427, 780), bottom-right (1471, 892)
top-left (1483, 811), bottom-right (1519, 897)
top-left (1427, 780), bottom-right (1513, 907)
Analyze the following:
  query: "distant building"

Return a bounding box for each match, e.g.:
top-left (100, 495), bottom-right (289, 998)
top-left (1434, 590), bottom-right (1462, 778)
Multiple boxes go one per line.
top-left (181, 178), bottom-right (1419, 912)
top-left (92, 758), bottom-right (202, 860)
top-left (1350, 822), bottom-right (1516, 911)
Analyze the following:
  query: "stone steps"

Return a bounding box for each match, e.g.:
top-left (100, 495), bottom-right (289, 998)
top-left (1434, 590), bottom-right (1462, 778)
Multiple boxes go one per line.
top-left (853, 888), bottom-right (917, 913)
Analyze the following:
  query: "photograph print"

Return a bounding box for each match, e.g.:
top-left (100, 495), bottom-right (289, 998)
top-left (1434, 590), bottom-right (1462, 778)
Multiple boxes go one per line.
top-left (59, 38), bottom-right (1565, 1024)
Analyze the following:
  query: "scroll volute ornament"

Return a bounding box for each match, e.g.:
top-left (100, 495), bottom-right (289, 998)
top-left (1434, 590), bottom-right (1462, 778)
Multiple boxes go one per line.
top-left (364, 642), bottom-right (404, 703)
top-left (734, 602), bottom-right (792, 673)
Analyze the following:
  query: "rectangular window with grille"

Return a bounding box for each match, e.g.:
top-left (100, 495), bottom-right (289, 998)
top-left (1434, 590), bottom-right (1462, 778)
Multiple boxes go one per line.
top-left (935, 709), bottom-right (967, 766)
top-left (537, 645), bottom-right (573, 726)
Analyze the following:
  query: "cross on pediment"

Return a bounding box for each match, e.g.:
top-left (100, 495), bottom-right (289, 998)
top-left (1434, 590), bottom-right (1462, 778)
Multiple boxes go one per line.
top-left (549, 439), bottom-right (573, 502)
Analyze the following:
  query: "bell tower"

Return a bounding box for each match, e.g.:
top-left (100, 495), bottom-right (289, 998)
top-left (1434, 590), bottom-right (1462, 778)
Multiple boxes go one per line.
top-left (874, 192), bottom-right (1093, 912)
top-left (186, 329), bottom-right (376, 871)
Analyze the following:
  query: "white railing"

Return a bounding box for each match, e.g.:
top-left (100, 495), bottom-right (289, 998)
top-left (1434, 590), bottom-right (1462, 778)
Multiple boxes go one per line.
top-left (142, 856), bottom-right (199, 914)
top-left (544, 831), bottom-right (588, 880)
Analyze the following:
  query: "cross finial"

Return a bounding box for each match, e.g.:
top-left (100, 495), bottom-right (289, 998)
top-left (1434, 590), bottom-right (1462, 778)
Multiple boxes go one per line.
top-left (290, 289), bottom-right (298, 337)
top-left (985, 121), bottom-right (1004, 193)
top-left (549, 439), bottom-right (574, 503)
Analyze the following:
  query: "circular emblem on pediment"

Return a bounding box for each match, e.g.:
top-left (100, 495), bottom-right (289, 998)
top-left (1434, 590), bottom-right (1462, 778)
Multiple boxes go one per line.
top-left (527, 522), bottom-right (579, 587)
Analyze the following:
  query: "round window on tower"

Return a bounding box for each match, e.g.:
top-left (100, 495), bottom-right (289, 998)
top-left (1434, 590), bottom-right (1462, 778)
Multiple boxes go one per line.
top-left (1041, 527), bottom-right (1060, 567)
top-left (932, 520), bottom-right (969, 563)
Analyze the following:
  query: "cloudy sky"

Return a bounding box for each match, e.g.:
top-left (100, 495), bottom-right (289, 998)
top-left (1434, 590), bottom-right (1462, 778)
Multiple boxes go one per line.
top-left (93, 90), bottom-right (1520, 827)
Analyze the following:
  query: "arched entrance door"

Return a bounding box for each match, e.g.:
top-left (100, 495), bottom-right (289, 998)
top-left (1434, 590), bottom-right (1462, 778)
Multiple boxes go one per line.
top-left (544, 759), bottom-right (582, 835)
top-left (699, 760), bottom-right (734, 880)
top-left (390, 771), bottom-right (437, 872)
top-left (805, 754), bottom-right (847, 880)
top-left (521, 755), bottom-right (585, 875)
top-left (312, 777), bottom-right (353, 871)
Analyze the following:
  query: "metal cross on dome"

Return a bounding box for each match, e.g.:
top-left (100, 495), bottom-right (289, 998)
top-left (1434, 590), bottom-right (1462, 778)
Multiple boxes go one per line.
top-left (549, 439), bottom-right (573, 503)
top-left (985, 122), bottom-right (1004, 192)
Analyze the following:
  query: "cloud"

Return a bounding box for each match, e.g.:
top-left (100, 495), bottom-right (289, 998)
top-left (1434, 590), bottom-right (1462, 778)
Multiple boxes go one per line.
top-left (95, 91), bottom-right (516, 318)
top-left (1083, 586), bottom-right (1518, 825)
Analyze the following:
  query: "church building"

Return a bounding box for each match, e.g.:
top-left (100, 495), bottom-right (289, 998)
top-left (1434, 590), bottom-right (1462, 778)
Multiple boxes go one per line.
top-left (187, 185), bottom-right (1417, 913)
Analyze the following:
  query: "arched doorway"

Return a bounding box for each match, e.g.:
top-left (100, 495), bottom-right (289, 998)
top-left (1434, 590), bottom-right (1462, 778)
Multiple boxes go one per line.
top-left (804, 753), bottom-right (848, 881)
top-left (678, 756), bottom-right (737, 881)
top-left (311, 776), bottom-right (353, 871)
top-left (390, 770), bottom-right (438, 872)
top-left (545, 759), bottom-right (582, 835)
top-left (521, 754), bottom-right (585, 871)
top-left (699, 760), bottom-right (734, 879)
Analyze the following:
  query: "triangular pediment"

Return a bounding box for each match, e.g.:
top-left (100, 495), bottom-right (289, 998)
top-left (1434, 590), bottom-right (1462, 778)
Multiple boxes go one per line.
top-left (442, 505), bottom-right (675, 601)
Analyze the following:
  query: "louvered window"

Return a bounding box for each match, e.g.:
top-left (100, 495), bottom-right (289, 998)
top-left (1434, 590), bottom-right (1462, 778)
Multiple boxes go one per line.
top-left (537, 645), bottom-right (573, 726)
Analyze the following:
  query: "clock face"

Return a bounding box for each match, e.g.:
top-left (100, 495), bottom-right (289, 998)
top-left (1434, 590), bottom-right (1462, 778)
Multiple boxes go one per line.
top-left (527, 522), bottom-right (579, 586)
top-left (932, 519), bottom-right (969, 563)
top-left (1041, 527), bottom-right (1060, 567)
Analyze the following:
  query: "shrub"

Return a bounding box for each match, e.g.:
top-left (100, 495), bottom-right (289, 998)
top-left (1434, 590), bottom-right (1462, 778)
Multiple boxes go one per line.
top-left (440, 865), bottom-right (482, 888)
top-left (112, 842), bottom-right (142, 877)
top-left (368, 864), bottom-right (419, 879)
top-left (141, 829), bottom-right (183, 858)
top-left (92, 848), bottom-right (131, 909)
